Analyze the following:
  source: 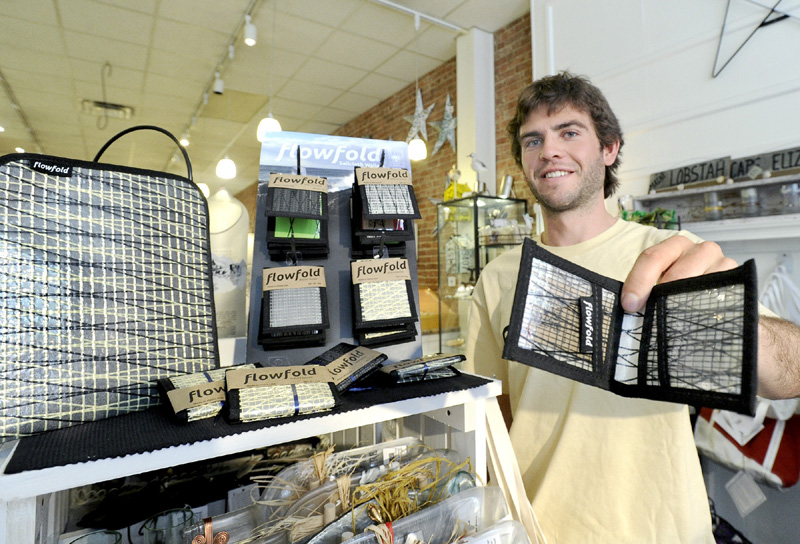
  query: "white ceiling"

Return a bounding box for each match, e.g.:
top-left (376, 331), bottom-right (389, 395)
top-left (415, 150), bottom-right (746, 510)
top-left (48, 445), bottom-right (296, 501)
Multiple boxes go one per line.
top-left (0, 0), bottom-right (529, 195)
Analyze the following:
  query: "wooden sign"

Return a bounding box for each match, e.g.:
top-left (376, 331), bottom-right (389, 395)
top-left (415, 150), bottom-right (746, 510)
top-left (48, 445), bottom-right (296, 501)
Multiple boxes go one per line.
top-left (730, 146), bottom-right (800, 179)
top-left (649, 157), bottom-right (730, 192)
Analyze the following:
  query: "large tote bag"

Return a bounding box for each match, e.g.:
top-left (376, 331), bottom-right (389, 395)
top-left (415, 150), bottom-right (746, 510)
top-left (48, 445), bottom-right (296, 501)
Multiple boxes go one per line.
top-left (0, 125), bottom-right (219, 441)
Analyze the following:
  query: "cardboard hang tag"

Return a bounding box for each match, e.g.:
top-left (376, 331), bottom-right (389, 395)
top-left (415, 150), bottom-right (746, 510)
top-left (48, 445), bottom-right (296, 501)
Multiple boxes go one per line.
top-left (226, 365), bottom-right (331, 390)
top-left (166, 380), bottom-right (226, 414)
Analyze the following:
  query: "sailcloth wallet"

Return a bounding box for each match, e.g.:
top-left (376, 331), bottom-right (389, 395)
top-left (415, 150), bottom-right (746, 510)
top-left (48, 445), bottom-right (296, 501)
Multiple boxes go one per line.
top-left (502, 239), bottom-right (758, 414)
top-left (0, 129), bottom-right (219, 441)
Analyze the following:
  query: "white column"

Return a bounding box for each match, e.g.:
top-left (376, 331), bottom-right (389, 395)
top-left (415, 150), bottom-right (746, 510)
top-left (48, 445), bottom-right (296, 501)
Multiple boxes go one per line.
top-left (456, 28), bottom-right (496, 195)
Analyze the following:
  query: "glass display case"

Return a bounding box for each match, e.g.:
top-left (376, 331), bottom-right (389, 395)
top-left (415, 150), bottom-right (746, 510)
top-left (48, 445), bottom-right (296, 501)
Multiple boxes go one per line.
top-left (436, 195), bottom-right (529, 353)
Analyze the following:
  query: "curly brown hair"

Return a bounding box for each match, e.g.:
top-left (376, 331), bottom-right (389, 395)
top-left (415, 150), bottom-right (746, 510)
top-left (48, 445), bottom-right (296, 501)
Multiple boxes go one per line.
top-left (507, 72), bottom-right (624, 198)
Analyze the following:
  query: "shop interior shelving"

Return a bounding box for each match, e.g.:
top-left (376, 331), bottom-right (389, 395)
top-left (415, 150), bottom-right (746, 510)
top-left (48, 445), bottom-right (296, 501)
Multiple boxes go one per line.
top-left (0, 375), bottom-right (501, 543)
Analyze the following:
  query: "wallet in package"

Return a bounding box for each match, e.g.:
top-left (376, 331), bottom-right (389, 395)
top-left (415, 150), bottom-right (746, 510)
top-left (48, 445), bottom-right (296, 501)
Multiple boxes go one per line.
top-left (225, 365), bottom-right (337, 423)
top-left (305, 342), bottom-right (387, 392)
top-left (157, 364), bottom-right (255, 423)
top-left (380, 353), bottom-right (465, 381)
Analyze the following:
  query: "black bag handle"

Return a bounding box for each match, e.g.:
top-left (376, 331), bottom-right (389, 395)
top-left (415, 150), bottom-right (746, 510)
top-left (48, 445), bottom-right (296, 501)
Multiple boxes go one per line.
top-left (93, 125), bottom-right (193, 182)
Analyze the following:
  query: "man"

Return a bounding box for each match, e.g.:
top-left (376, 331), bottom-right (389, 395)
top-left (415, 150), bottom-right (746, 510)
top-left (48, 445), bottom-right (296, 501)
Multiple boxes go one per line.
top-left (464, 72), bottom-right (800, 543)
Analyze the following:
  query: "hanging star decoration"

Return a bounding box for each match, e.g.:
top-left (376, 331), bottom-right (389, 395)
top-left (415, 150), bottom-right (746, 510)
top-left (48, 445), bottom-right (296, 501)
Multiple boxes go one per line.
top-left (404, 88), bottom-right (435, 143)
top-left (429, 93), bottom-right (456, 155)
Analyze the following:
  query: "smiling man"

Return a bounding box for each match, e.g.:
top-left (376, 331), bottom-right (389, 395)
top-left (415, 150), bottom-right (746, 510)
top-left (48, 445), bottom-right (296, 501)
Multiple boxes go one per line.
top-left (464, 72), bottom-right (800, 543)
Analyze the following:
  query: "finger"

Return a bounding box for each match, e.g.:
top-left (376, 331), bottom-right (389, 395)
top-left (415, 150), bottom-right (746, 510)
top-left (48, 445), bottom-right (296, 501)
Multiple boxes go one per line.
top-left (621, 237), bottom-right (735, 312)
top-left (657, 240), bottom-right (737, 284)
top-left (621, 236), bottom-right (695, 312)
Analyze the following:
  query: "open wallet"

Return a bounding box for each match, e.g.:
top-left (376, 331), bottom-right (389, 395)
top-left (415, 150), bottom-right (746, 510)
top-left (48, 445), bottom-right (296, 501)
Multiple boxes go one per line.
top-left (503, 239), bottom-right (758, 414)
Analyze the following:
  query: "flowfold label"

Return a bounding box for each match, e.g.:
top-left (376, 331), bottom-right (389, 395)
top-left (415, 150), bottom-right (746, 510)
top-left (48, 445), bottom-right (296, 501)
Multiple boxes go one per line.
top-left (579, 296), bottom-right (596, 354)
top-left (268, 173), bottom-right (328, 193)
top-left (226, 365), bottom-right (330, 389)
top-left (355, 166), bottom-right (412, 186)
top-left (167, 380), bottom-right (226, 413)
top-left (325, 346), bottom-right (382, 386)
top-left (351, 258), bottom-right (410, 284)
top-left (31, 160), bottom-right (72, 177)
top-left (262, 265), bottom-right (326, 291)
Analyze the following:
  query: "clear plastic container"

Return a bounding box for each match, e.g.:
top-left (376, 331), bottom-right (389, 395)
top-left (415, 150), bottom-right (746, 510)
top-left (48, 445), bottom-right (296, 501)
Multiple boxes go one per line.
top-left (740, 187), bottom-right (759, 217)
top-left (457, 519), bottom-right (532, 544)
top-left (782, 183), bottom-right (800, 214)
top-left (182, 438), bottom-right (425, 544)
top-left (342, 487), bottom-right (508, 544)
top-left (704, 191), bottom-right (723, 220)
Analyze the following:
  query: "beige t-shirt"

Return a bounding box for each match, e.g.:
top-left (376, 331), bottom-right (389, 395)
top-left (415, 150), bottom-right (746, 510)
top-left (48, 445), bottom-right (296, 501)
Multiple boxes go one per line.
top-left (464, 219), bottom-right (715, 544)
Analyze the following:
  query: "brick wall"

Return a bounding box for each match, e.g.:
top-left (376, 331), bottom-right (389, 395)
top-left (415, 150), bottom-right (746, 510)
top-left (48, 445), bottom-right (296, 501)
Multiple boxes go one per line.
top-left (333, 57), bottom-right (458, 294)
top-left (333, 13), bottom-right (533, 296)
top-left (494, 14), bottom-right (535, 212)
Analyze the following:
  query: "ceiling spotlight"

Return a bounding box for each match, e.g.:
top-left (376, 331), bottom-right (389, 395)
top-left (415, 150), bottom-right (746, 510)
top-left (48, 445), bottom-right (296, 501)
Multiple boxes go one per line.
top-left (179, 135), bottom-right (190, 147)
top-left (257, 114), bottom-right (282, 141)
top-left (15, 147), bottom-right (25, 153)
top-left (216, 156), bottom-right (236, 179)
top-left (213, 72), bottom-right (224, 95)
top-left (408, 137), bottom-right (427, 161)
top-left (0, 125), bottom-right (4, 132)
top-left (244, 14), bottom-right (257, 46)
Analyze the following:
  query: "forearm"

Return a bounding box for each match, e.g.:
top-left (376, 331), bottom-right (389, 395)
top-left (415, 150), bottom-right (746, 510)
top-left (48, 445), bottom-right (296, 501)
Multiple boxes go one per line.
top-left (758, 315), bottom-right (800, 399)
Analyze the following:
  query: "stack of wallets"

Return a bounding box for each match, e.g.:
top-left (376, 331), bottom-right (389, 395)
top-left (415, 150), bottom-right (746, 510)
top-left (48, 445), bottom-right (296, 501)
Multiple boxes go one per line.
top-left (351, 166), bottom-right (420, 258)
top-left (350, 258), bottom-right (418, 347)
top-left (304, 342), bottom-right (387, 392)
top-left (225, 365), bottom-right (338, 424)
top-left (264, 173), bottom-right (329, 260)
top-left (258, 265), bottom-right (329, 348)
top-left (379, 353), bottom-right (464, 384)
top-left (157, 364), bottom-right (256, 423)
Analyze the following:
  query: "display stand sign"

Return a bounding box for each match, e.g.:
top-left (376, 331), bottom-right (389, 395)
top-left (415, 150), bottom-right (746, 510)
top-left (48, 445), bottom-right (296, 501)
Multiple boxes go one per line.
top-left (248, 132), bottom-right (422, 367)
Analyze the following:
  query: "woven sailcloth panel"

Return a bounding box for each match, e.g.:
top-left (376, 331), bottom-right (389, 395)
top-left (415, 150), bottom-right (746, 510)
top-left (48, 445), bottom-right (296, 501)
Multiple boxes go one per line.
top-left (0, 154), bottom-right (218, 441)
top-left (358, 280), bottom-right (412, 322)
top-left (231, 382), bottom-right (335, 423)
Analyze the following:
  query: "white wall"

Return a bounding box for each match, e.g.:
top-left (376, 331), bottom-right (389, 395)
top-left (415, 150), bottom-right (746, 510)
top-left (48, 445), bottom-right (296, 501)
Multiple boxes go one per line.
top-left (530, 0), bottom-right (800, 199)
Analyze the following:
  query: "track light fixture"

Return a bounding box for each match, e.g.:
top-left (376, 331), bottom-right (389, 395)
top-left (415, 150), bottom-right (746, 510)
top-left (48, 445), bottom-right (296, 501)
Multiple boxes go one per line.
top-left (216, 156), bottom-right (236, 179)
top-left (244, 14), bottom-right (257, 46)
top-left (212, 72), bottom-right (224, 95)
top-left (257, 114), bottom-right (282, 141)
top-left (408, 137), bottom-right (427, 161)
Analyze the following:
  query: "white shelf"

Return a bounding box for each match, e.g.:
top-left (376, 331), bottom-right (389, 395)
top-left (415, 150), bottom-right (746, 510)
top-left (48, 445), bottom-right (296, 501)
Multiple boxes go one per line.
top-left (0, 376), bottom-right (500, 503)
top-left (636, 171), bottom-right (800, 203)
top-left (682, 213), bottom-right (800, 243)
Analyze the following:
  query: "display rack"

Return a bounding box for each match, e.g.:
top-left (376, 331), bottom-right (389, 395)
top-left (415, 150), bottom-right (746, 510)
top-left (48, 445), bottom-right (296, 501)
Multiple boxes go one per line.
top-left (0, 375), bottom-right (501, 543)
top-left (436, 195), bottom-right (528, 353)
